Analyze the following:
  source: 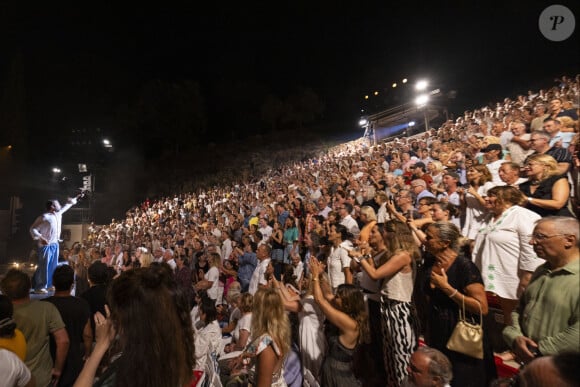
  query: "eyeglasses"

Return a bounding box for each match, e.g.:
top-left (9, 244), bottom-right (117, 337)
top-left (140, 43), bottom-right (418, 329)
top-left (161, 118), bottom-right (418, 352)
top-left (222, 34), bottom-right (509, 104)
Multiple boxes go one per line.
top-left (531, 233), bottom-right (568, 241)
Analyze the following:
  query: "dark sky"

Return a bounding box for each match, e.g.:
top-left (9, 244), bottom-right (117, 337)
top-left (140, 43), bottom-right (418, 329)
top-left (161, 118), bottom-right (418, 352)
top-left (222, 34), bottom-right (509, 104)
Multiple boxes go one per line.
top-left (0, 1), bottom-right (579, 242)
top-left (2, 1), bottom-right (578, 126)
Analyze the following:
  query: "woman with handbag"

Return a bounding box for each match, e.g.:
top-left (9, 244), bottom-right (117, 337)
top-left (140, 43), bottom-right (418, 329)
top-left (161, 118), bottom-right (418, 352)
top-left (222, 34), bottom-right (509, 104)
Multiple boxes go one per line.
top-left (417, 221), bottom-right (496, 387)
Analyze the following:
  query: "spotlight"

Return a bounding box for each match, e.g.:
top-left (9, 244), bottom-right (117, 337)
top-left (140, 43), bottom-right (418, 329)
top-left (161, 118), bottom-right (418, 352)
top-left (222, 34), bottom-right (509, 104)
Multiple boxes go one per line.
top-left (52, 167), bottom-right (61, 173)
top-left (359, 119), bottom-right (368, 127)
top-left (408, 121), bottom-right (416, 127)
top-left (402, 78), bottom-right (408, 83)
top-left (374, 91), bottom-right (379, 96)
top-left (415, 94), bottom-right (429, 106)
top-left (364, 95), bottom-right (369, 100)
top-left (415, 80), bottom-right (428, 91)
top-left (392, 83), bottom-right (397, 88)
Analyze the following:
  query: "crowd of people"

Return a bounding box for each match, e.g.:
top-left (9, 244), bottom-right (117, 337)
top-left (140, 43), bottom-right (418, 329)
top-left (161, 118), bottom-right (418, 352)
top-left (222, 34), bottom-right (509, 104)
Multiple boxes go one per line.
top-left (1, 75), bottom-right (579, 387)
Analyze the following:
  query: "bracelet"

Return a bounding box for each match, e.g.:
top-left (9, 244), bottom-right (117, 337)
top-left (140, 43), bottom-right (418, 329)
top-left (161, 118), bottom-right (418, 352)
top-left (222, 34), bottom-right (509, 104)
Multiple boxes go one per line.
top-left (312, 277), bottom-right (319, 282)
top-left (527, 197), bottom-right (533, 203)
top-left (448, 288), bottom-right (458, 298)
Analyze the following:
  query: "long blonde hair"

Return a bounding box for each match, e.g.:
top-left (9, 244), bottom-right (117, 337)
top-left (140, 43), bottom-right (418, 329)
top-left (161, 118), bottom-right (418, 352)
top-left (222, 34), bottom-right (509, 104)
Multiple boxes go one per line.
top-left (251, 288), bottom-right (291, 357)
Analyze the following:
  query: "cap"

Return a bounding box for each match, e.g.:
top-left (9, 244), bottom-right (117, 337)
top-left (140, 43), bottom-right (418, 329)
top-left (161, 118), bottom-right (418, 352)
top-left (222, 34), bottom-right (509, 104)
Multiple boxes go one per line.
top-left (482, 144), bottom-right (502, 152)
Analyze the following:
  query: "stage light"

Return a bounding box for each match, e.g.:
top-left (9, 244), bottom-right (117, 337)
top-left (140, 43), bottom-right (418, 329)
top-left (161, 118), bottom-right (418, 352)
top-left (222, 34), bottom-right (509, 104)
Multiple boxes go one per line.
top-left (415, 80), bottom-right (428, 91)
top-left (364, 95), bottom-right (369, 99)
top-left (408, 121), bottom-right (416, 127)
top-left (415, 94), bottom-right (429, 106)
top-left (402, 78), bottom-right (408, 83)
top-left (52, 167), bottom-right (61, 173)
top-left (392, 83), bottom-right (397, 88)
top-left (374, 91), bottom-right (379, 96)
top-left (359, 118), bottom-right (368, 127)
top-left (103, 139), bottom-right (110, 145)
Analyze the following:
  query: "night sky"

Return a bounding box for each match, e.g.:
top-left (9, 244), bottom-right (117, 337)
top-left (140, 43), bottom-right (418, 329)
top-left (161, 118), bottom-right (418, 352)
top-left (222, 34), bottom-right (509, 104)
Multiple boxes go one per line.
top-left (0, 1), bottom-right (578, 228)
top-left (2, 2), bottom-right (578, 132)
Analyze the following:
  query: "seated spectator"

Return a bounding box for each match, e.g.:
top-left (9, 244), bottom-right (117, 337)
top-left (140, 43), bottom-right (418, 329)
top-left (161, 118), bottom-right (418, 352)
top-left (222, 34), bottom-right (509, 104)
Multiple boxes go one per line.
top-left (223, 292), bottom-right (253, 354)
top-left (402, 346), bottom-right (453, 387)
top-left (193, 297), bottom-right (222, 370)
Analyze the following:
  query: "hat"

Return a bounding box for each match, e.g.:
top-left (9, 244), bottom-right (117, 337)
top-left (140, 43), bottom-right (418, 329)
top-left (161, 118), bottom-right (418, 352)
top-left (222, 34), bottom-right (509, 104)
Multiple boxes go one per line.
top-left (482, 144), bottom-right (502, 152)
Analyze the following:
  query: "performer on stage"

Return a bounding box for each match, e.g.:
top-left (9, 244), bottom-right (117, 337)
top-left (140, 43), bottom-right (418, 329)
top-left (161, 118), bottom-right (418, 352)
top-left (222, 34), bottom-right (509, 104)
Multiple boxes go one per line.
top-left (30, 196), bottom-right (78, 294)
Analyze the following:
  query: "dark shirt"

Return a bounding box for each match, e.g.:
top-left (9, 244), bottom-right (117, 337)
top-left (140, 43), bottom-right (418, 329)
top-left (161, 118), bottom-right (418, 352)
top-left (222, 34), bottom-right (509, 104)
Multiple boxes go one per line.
top-left (43, 295), bottom-right (91, 387)
top-left (80, 284), bottom-right (107, 341)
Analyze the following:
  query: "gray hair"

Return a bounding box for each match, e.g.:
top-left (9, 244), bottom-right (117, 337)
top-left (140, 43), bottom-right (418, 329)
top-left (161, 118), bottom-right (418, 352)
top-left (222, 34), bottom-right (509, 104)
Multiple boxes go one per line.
top-left (427, 221), bottom-right (462, 252)
top-left (417, 346), bottom-right (453, 385)
top-left (536, 217), bottom-right (580, 246)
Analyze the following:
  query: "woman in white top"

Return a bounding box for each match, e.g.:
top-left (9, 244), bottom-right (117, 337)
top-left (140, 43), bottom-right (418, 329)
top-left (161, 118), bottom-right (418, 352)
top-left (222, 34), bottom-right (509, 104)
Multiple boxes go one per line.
top-left (472, 186), bottom-right (544, 325)
top-left (194, 297), bottom-right (222, 370)
top-left (356, 220), bottom-right (420, 386)
top-left (195, 252), bottom-right (221, 302)
top-left (224, 293), bottom-right (253, 353)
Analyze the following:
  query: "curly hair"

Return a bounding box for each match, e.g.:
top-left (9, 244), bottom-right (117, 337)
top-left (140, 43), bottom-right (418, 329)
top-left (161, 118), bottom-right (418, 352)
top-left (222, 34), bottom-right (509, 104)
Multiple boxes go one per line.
top-left (335, 284), bottom-right (369, 344)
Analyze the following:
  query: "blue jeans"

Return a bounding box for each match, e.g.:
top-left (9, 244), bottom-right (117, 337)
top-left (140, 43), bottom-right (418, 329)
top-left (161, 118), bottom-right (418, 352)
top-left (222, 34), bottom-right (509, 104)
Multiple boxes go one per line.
top-left (34, 243), bottom-right (59, 290)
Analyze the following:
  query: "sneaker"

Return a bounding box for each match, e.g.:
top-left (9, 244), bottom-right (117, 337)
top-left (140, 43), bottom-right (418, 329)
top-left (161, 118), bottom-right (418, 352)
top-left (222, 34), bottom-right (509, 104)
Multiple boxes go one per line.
top-left (34, 289), bottom-right (48, 294)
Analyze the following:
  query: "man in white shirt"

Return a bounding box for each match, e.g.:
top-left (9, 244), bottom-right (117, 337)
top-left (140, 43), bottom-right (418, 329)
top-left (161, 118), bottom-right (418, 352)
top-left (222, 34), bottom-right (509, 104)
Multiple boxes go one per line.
top-left (257, 218), bottom-right (273, 246)
top-left (163, 248), bottom-right (177, 271)
top-left (248, 244), bottom-right (272, 295)
top-left (338, 203), bottom-right (360, 238)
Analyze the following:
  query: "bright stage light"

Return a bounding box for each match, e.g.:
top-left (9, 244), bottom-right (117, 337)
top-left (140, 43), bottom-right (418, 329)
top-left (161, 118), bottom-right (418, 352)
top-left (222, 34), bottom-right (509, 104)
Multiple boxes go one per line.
top-left (359, 119), bottom-right (368, 127)
top-left (415, 80), bottom-right (428, 91)
top-left (402, 78), bottom-right (408, 83)
top-left (415, 94), bottom-right (429, 106)
top-left (52, 167), bottom-right (61, 173)
top-left (408, 121), bottom-right (416, 127)
top-left (392, 83), bottom-right (397, 88)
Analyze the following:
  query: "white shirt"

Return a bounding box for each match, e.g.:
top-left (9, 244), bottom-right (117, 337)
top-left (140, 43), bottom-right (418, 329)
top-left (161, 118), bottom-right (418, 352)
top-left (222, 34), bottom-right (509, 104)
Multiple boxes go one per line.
top-left (249, 258), bottom-right (271, 295)
top-left (472, 206), bottom-right (545, 299)
top-left (29, 198), bottom-right (77, 245)
top-left (221, 238), bottom-right (233, 261)
top-left (194, 320), bottom-right (222, 370)
top-left (258, 225), bottom-right (273, 246)
top-left (486, 159), bottom-right (505, 184)
top-left (205, 266), bottom-right (220, 300)
top-left (340, 215), bottom-right (360, 238)
top-left (0, 349), bottom-right (31, 387)
top-left (327, 244), bottom-right (351, 290)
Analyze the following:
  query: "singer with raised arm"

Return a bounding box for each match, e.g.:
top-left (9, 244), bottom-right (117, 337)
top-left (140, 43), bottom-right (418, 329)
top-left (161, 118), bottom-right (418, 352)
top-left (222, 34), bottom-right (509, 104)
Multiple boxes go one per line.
top-left (30, 195), bottom-right (79, 294)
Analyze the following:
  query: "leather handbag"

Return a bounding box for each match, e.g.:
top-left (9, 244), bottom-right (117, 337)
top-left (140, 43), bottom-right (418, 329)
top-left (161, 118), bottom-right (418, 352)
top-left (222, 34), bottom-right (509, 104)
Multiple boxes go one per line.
top-left (446, 295), bottom-right (483, 359)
